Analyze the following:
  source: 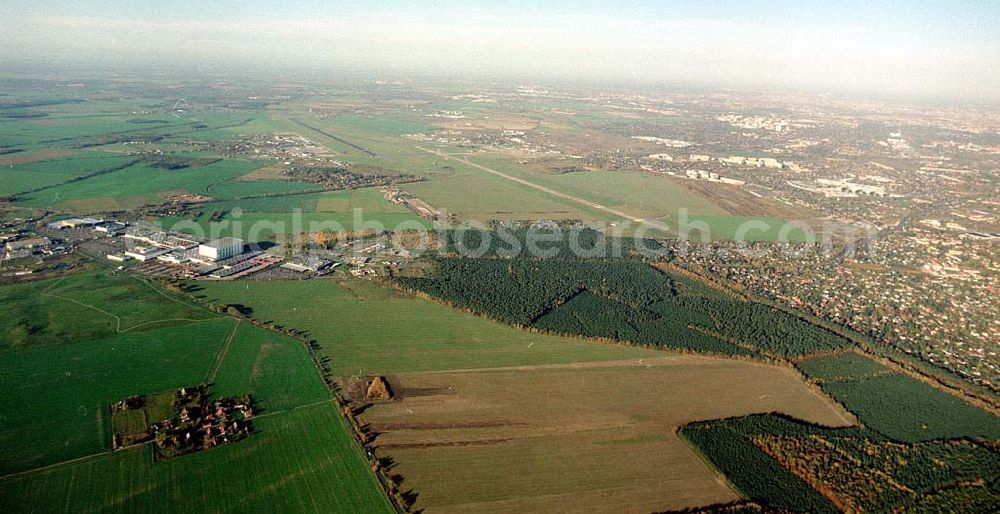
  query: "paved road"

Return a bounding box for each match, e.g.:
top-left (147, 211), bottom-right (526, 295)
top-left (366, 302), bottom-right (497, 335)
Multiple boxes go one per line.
top-left (415, 146), bottom-right (674, 233)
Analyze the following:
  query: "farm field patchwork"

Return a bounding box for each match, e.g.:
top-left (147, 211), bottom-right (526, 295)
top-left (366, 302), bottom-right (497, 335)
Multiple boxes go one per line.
top-left (0, 148), bottom-right (75, 166)
top-left (1, 109), bottom-right (253, 149)
top-left (191, 275), bottom-right (906, 513)
top-left (3, 75), bottom-right (998, 514)
top-left (362, 357), bottom-right (854, 513)
top-left (0, 115), bottom-right (177, 148)
top-left (0, 274), bottom-right (390, 511)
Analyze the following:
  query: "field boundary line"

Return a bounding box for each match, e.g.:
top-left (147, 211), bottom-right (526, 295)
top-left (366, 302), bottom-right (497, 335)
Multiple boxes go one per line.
top-left (0, 449), bottom-right (112, 482)
top-left (775, 366), bottom-right (856, 427)
top-left (14, 158), bottom-right (140, 198)
top-left (251, 398), bottom-right (336, 420)
top-left (402, 355), bottom-right (738, 376)
top-left (40, 284), bottom-right (123, 331)
top-left (38, 274), bottom-right (217, 333)
top-left (0, 437), bottom-right (159, 482)
top-left (207, 319), bottom-right (240, 383)
top-left (132, 275), bottom-right (213, 313)
top-left (676, 427), bottom-right (746, 499)
top-left (40, 287), bottom-right (216, 334)
top-left (118, 317), bottom-right (219, 333)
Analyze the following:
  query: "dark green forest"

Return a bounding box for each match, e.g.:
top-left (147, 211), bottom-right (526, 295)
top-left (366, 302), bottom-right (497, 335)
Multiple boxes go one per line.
top-left (394, 256), bottom-right (851, 358)
top-left (681, 414), bottom-right (1000, 513)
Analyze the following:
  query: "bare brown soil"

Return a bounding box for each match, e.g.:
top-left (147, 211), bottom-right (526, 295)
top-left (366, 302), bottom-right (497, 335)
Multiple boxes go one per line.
top-left (362, 356), bottom-right (854, 513)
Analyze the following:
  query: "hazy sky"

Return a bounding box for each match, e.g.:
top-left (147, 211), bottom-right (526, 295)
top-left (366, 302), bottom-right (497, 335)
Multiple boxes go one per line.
top-left (3, 1), bottom-right (999, 102)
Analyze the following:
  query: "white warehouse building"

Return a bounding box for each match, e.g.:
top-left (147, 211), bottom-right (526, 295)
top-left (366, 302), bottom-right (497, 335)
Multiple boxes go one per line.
top-left (198, 238), bottom-right (244, 261)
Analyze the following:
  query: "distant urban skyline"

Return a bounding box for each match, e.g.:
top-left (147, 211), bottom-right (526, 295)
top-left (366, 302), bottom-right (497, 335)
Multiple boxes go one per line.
top-left (3, 1), bottom-right (999, 103)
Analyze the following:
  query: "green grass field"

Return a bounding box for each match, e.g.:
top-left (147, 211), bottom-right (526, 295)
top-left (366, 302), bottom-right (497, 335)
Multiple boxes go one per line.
top-left (0, 151), bottom-right (135, 196)
top-left (679, 214), bottom-right (814, 242)
top-left (239, 114), bottom-right (820, 241)
top-left (109, 390), bottom-right (178, 435)
top-left (159, 187), bottom-right (430, 239)
top-left (210, 322), bottom-right (331, 413)
top-left (397, 152), bottom-right (810, 241)
top-left (196, 278), bottom-right (666, 377)
top-left (326, 114), bottom-right (434, 137)
top-left (169, 186), bottom-right (403, 215)
top-left (111, 409), bottom-right (148, 436)
top-left (0, 320), bottom-right (231, 475)
top-left (162, 116), bottom-right (294, 142)
top-left (402, 165), bottom-right (619, 222)
top-left (314, 187), bottom-right (412, 212)
top-left (471, 156), bottom-right (726, 217)
top-left (185, 192), bottom-right (327, 213)
top-left (0, 402), bottom-right (393, 513)
top-left (0, 272), bottom-right (215, 350)
top-left (288, 116), bottom-right (433, 163)
top-left (437, 156), bottom-right (813, 241)
top-left (16, 159), bottom-right (261, 212)
top-left (0, 116), bottom-right (179, 148)
top-left (0, 109), bottom-right (253, 149)
top-left (143, 391), bottom-right (179, 424)
top-left (204, 178), bottom-right (320, 199)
